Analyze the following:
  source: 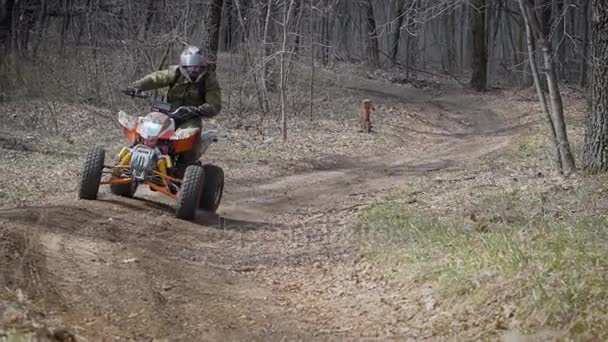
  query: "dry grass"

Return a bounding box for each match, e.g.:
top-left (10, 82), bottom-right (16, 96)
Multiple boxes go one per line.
top-left (358, 122), bottom-right (608, 339)
top-left (0, 226), bottom-right (46, 296)
top-left (0, 224), bottom-right (75, 341)
top-left (0, 225), bottom-right (51, 340)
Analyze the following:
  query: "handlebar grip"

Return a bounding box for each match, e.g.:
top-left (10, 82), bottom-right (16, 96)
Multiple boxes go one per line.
top-left (122, 88), bottom-right (147, 98)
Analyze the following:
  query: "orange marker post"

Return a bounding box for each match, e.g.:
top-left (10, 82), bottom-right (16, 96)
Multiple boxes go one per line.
top-left (361, 99), bottom-right (373, 133)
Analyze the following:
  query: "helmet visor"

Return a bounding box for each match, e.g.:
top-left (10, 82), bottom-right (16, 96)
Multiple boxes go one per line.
top-left (180, 53), bottom-right (206, 67)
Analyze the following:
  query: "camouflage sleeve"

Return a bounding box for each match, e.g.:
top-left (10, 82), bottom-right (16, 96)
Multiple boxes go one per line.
top-left (132, 66), bottom-right (178, 91)
top-left (202, 71), bottom-right (222, 117)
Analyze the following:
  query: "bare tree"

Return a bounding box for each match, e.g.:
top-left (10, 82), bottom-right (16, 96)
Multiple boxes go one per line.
top-left (390, 0), bottom-right (406, 65)
top-left (579, 0), bottom-right (590, 88)
top-left (582, 0), bottom-right (608, 173)
top-left (203, 0), bottom-right (225, 67)
top-left (0, 0), bottom-right (599, 148)
top-left (0, 0), bottom-right (15, 53)
top-left (363, 0), bottom-right (379, 67)
top-left (280, 0), bottom-right (296, 141)
top-left (470, 0), bottom-right (487, 91)
top-left (308, 0), bottom-right (315, 121)
top-left (522, 4), bottom-right (561, 171)
top-left (519, 0), bottom-right (576, 175)
top-left (261, 0), bottom-right (275, 101)
top-left (320, 5), bottom-right (329, 65)
top-left (444, 7), bottom-right (457, 72)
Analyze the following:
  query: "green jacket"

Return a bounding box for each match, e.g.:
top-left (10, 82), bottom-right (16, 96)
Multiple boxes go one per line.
top-left (133, 65), bottom-right (222, 117)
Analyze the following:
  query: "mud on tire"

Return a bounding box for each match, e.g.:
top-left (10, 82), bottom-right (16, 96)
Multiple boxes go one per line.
top-left (176, 164), bottom-right (205, 221)
top-left (78, 146), bottom-right (105, 200)
top-left (199, 164), bottom-right (224, 213)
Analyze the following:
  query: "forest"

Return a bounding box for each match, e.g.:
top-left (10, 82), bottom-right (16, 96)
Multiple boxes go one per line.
top-left (0, 0), bottom-right (607, 340)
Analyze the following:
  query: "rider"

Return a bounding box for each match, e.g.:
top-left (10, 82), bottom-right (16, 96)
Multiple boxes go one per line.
top-left (125, 45), bottom-right (222, 174)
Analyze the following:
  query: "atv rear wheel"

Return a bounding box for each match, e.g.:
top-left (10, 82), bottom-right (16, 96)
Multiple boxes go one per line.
top-left (110, 182), bottom-right (138, 198)
top-left (199, 164), bottom-right (224, 213)
top-left (176, 164), bottom-right (205, 221)
top-left (78, 146), bottom-right (105, 200)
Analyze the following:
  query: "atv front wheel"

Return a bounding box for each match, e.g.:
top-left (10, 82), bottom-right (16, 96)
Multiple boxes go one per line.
top-left (176, 164), bottom-right (205, 221)
top-left (78, 146), bottom-right (105, 200)
top-left (199, 164), bottom-right (224, 213)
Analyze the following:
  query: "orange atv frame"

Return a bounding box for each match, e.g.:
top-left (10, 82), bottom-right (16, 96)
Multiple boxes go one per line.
top-left (78, 101), bottom-right (225, 221)
top-left (100, 128), bottom-right (201, 200)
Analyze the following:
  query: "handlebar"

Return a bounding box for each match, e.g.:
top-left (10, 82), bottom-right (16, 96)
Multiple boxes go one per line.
top-left (168, 106), bottom-right (192, 118)
top-left (121, 88), bottom-right (198, 119)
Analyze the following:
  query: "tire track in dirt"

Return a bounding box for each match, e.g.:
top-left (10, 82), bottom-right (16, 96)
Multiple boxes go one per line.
top-left (224, 85), bottom-right (521, 219)
top-left (0, 84), bottom-right (530, 340)
top-left (0, 203), bottom-right (313, 340)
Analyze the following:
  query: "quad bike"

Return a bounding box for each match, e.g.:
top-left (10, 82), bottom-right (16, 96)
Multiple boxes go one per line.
top-left (77, 90), bottom-right (226, 221)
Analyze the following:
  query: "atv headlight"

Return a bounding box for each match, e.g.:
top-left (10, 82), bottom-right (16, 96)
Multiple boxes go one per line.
top-left (140, 120), bottom-right (163, 139)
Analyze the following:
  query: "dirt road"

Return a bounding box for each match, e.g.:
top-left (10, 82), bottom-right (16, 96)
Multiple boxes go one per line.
top-left (0, 83), bottom-right (531, 340)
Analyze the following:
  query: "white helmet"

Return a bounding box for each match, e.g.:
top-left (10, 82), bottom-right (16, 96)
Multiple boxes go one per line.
top-left (179, 46), bottom-right (209, 82)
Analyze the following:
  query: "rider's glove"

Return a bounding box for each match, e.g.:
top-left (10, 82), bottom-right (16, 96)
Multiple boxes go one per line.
top-left (194, 103), bottom-right (218, 118)
top-left (124, 84), bottom-right (141, 96)
top-left (172, 107), bottom-right (199, 126)
top-left (173, 104), bottom-right (218, 126)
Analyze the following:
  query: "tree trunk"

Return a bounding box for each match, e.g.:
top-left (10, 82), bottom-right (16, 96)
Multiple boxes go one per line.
top-left (520, 0), bottom-right (576, 174)
top-left (560, 0), bottom-right (568, 77)
top-left (142, 0), bottom-right (156, 40)
top-left (539, 28), bottom-right (576, 175)
top-left (32, 0), bottom-right (48, 56)
top-left (261, 0), bottom-right (274, 108)
top-left (309, 0), bottom-right (315, 121)
top-left (504, 0), bottom-right (525, 86)
top-left (459, 3), bottom-right (467, 70)
top-left (203, 0), bottom-right (224, 66)
top-left (583, 0), bottom-right (608, 173)
top-left (446, 8), bottom-right (457, 72)
top-left (390, 0), bottom-right (405, 64)
top-left (0, 0), bottom-right (14, 99)
top-left (234, 0), bottom-right (250, 44)
top-left (223, 0), bottom-right (233, 51)
top-left (470, 0), bottom-right (487, 91)
top-left (580, 0), bottom-right (590, 88)
top-left (339, 2), bottom-right (352, 60)
top-left (87, 0), bottom-right (101, 102)
top-left (0, 0), bottom-right (15, 51)
top-left (59, 0), bottom-right (72, 54)
top-left (363, 0), bottom-right (379, 67)
top-left (292, 0), bottom-right (302, 55)
top-left (75, 0), bottom-right (91, 47)
top-left (280, 0), bottom-right (296, 141)
top-left (538, 0), bottom-right (552, 36)
top-left (524, 18), bottom-right (561, 170)
top-left (321, 10), bottom-right (329, 65)
top-left (552, 0), bottom-right (566, 79)
top-left (513, 0), bottom-right (532, 87)
top-left (13, 2), bottom-right (31, 50)
top-left (489, 0), bottom-right (502, 73)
